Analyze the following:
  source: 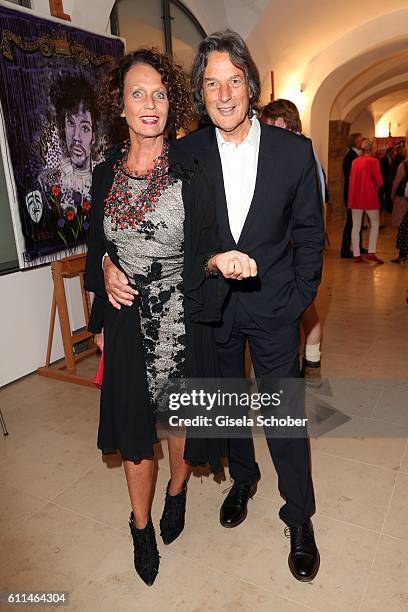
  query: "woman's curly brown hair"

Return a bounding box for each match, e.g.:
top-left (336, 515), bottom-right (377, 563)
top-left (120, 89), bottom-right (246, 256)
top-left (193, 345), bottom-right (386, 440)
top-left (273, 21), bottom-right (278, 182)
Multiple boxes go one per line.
top-left (98, 48), bottom-right (194, 133)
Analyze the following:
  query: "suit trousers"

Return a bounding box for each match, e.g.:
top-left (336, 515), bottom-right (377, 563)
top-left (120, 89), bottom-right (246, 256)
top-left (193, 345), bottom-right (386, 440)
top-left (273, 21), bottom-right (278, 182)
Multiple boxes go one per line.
top-left (216, 299), bottom-right (316, 526)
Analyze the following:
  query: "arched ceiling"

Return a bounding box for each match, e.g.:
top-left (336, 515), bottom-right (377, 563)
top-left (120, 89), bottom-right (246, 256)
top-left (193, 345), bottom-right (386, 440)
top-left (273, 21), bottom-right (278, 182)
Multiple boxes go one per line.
top-left (183, 0), bottom-right (407, 160)
top-left (372, 93), bottom-right (408, 123)
top-left (343, 79), bottom-right (408, 125)
top-left (331, 52), bottom-right (408, 119)
top-left (62, 0), bottom-right (408, 163)
top-left (376, 99), bottom-right (408, 137)
top-left (184, 0), bottom-right (408, 102)
top-left (245, 0), bottom-right (408, 101)
top-left (330, 49), bottom-right (408, 135)
top-left (307, 12), bottom-right (408, 166)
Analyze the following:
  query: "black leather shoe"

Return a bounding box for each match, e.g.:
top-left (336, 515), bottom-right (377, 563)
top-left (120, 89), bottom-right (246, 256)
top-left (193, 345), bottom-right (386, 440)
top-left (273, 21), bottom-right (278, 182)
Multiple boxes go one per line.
top-left (340, 251), bottom-right (353, 259)
top-left (129, 513), bottom-right (160, 586)
top-left (220, 482), bottom-right (257, 528)
top-left (285, 520), bottom-right (320, 582)
top-left (160, 480), bottom-right (187, 545)
top-left (361, 247), bottom-right (368, 254)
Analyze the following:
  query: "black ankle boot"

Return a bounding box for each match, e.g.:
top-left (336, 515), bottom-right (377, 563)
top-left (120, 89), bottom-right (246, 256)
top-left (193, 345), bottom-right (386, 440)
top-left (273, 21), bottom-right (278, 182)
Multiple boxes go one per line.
top-left (160, 481), bottom-right (187, 545)
top-left (129, 513), bottom-right (160, 586)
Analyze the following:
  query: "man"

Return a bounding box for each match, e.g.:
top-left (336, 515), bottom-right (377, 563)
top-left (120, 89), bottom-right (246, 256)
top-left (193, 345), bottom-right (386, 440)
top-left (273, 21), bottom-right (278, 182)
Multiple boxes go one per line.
top-left (380, 147), bottom-right (395, 214)
top-left (103, 30), bottom-right (324, 582)
top-left (390, 141), bottom-right (407, 185)
top-left (261, 99), bottom-right (324, 387)
top-left (39, 75), bottom-right (99, 211)
top-left (340, 132), bottom-right (366, 258)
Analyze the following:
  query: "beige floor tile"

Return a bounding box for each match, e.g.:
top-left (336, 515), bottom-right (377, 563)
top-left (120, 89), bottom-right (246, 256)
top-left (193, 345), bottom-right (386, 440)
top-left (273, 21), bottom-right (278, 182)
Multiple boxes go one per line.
top-left (307, 379), bottom-right (383, 419)
top-left (158, 497), bottom-right (378, 612)
top-left (0, 433), bottom-right (25, 466)
top-left (0, 503), bottom-right (122, 594)
top-left (53, 460), bottom-right (130, 531)
top-left (296, 515), bottom-right (379, 612)
top-left (0, 399), bottom-right (97, 467)
top-left (315, 352), bottom-right (364, 378)
top-left (355, 358), bottom-right (408, 379)
top-left (360, 535), bottom-right (408, 611)
top-left (400, 442), bottom-right (408, 473)
top-left (311, 436), bottom-right (406, 470)
top-left (74, 353), bottom-right (101, 376)
top-left (383, 472), bottom-right (408, 541)
top-left (69, 543), bottom-right (314, 612)
top-left (52, 403), bottom-right (100, 445)
top-left (0, 373), bottom-right (61, 411)
top-left (370, 383), bottom-right (408, 427)
top-left (312, 451), bottom-right (396, 531)
top-left (0, 481), bottom-right (47, 537)
top-left (54, 454), bottom-right (171, 532)
top-left (0, 388), bottom-right (95, 447)
top-left (0, 374), bottom-right (98, 414)
top-left (0, 429), bottom-right (100, 500)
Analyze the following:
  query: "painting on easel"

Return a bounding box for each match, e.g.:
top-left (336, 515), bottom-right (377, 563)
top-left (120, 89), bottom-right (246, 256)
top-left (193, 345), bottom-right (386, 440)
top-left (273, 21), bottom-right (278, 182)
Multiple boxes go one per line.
top-left (0, 2), bottom-right (124, 268)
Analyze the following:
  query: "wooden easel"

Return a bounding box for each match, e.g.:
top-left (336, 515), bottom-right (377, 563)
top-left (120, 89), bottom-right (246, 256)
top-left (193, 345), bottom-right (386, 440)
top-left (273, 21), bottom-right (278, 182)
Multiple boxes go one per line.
top-left (37, 253), bottom-right (98, 387)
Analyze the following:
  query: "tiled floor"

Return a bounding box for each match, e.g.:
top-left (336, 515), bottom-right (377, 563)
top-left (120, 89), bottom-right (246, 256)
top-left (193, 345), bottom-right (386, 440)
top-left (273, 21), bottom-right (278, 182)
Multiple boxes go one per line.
top-left (1, 213), bottom-right (407, 611)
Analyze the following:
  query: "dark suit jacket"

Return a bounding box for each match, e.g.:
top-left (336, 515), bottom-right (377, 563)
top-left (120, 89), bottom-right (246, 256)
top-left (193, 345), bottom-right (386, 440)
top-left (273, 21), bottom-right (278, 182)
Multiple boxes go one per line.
top-left (380, 155), bottom-right (391, 182)
top-left (178, 122), bottom-right (324, 341)
top-left (343, 147), bottom-right (359, 205)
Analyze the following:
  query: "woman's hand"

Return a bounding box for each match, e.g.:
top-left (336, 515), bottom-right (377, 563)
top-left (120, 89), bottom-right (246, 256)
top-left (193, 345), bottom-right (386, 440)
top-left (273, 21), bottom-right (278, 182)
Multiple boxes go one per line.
top-left (103, 256), bottom-right (138, 309)
top-left (208, 251), bottom-right (257, 280)
top-left (94, 331), bottom-right (104, 352)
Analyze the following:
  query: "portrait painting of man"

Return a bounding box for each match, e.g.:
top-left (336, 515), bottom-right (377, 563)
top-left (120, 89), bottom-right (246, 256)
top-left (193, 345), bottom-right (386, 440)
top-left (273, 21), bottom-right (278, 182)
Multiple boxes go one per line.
top-left (0, 3), bottom-right (124, 267)
top-left (38, 75), bottom-right (101, 214)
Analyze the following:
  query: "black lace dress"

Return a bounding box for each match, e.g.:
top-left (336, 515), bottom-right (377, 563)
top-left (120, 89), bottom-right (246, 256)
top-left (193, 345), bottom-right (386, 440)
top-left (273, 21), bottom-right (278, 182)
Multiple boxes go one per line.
top-left (85, 140), bottom-right (229, 469)
top-left (104, 176), bottom-right (186, 408)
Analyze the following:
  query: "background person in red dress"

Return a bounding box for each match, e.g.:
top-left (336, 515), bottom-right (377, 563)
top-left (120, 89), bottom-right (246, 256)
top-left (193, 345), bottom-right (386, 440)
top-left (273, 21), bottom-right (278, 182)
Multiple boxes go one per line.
top-left (348, 138), bottom-right (384, 264)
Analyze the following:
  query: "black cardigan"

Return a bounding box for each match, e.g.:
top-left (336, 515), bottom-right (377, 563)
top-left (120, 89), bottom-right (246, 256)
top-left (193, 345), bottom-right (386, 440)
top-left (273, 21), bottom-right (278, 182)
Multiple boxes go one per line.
top-left (84, 140), bottom-right (229, 470)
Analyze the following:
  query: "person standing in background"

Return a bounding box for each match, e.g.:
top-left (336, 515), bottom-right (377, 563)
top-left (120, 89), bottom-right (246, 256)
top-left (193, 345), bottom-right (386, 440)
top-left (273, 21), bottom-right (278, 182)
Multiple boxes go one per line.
top-left (380, 146), bottom-right (395, 215)
top-left (348, 138), bottom-right (383, 263)
top-left (340, 133), bottom-right (367, 258)
top-left (261, 99), bottom-right (324, 387)
top-left (390, 145), bottom-right (408, 229)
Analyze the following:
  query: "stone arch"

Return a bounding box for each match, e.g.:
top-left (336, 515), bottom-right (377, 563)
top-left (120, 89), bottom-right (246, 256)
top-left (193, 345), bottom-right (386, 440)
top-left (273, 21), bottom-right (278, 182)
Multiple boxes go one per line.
top-left (302, 10), bottom-right (407, 156)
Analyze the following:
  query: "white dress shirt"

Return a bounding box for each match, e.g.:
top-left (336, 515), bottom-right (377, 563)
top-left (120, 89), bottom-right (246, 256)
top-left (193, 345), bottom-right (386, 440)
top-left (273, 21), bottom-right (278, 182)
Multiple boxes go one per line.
top-left (215, 116), bottom-right (261, 243)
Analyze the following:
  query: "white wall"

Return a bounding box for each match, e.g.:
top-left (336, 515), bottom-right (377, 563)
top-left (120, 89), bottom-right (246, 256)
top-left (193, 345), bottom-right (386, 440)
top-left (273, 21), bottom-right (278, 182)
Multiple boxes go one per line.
top-left (0, 264), bottom-right (88, 387)
top-left (0, 0), bottom-right (113, 387)
top-left (0, 267), bottom-right (62, 387)
top-left (350, 108), bottom-right (375, 138)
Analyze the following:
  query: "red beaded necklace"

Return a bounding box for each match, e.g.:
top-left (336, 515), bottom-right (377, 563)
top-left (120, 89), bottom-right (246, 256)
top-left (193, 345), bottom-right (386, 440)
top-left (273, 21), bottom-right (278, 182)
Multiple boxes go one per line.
top-left (104, 140), bottom-right (177, 231)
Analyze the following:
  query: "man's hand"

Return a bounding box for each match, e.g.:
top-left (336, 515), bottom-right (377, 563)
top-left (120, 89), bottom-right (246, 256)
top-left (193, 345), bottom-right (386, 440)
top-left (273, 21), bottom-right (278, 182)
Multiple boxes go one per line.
top-left (94, 331), bottom-right (104, 352)
top-left (208, 251), bottom-right (257, 280)
top-left (103, 256), bottom-right (138, 309)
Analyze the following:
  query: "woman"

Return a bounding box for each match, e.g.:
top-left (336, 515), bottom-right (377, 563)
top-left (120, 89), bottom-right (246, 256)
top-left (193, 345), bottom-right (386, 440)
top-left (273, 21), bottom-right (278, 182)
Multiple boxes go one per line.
top-left (390, 148), bottom-right (408, 265)
top-left (392, 208), bottom-right (408, 263)
top-left (348, 138), bottom-right (383, 263)
top-left (390, 144), bottom-right (407, 228)
top-left (84, 48), bottom-right (256, 587)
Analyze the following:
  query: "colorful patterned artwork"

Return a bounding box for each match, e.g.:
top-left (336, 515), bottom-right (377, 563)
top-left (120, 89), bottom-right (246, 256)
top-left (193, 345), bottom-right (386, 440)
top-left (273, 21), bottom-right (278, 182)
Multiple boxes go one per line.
top-left (0, 4), bottom-right (124, 267)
